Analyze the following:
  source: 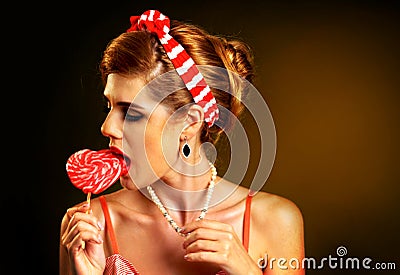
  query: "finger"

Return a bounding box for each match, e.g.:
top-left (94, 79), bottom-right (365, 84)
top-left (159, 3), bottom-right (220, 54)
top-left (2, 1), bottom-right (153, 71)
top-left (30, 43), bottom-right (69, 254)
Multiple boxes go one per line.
top-left (66, 203), bottom-right (90, 219)
top-left (185, 239), bottom-right (222, 254)
top-left (184, 250), bottom-right (227, 266)
top-left (62, 206), bottom-right (102, 241)
top-left (68, 228), bottom-right (104, 254)
top-left (62, 204), bottom-right (91, 240)
top-left (181, 219), bottom-right (233, 234)
top-left (62, 219), bottom-right (103, 247)
top-left (183, 227), bottom-right (231, 249)
top-left (70, 211), bottom-right (102, 230)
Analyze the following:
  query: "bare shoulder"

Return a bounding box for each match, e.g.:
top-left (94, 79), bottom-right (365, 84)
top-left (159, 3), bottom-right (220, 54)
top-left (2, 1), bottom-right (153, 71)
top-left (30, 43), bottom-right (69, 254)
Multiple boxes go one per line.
top-left (251, 192), bottom-right (303, 240)
top-left (248, 190), bottom-right (305, 259)
top-left (251, 191), bottom-right (304, 229)
top-left (245, 191), bottom-right (305, 274)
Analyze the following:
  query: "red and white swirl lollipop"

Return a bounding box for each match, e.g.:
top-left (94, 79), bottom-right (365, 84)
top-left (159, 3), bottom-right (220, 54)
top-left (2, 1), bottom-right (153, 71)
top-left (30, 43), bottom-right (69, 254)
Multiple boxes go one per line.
top-left (66, 147), bottom-right (129, 206)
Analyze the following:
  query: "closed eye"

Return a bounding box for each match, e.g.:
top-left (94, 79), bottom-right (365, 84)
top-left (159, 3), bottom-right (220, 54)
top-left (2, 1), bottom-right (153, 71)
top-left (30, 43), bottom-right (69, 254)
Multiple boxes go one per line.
top-left (125, 107), bottom-right (144, 122)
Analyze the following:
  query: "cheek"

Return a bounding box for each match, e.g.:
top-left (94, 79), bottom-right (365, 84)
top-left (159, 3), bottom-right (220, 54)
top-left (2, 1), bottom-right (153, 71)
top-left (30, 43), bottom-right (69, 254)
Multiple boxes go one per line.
top-left (144, 117), bottom-right (181, 171)
top-left (123, 126), bottom-right (165, 187)
top-left (161, 130), bottom-right (181, 166)
top-left (144, 130), bottom-right (162, 159)
top-left (143, 121), bottom-right (168, 169)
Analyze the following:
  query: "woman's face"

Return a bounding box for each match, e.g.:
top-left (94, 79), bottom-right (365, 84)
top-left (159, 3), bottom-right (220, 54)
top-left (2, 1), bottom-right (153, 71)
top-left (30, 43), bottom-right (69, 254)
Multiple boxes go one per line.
top-left (101, 73), bottom-right (183, 189)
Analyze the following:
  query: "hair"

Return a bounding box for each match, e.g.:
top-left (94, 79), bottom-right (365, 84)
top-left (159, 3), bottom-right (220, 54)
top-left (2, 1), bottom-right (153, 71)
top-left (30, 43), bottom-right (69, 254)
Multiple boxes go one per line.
top-left (100, 20), bottom-right (255, 145)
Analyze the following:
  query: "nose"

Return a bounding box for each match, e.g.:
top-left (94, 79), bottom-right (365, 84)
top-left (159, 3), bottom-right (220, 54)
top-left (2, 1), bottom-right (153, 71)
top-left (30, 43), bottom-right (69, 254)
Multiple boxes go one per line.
top-left (101, 111), bottom-right (123, 140)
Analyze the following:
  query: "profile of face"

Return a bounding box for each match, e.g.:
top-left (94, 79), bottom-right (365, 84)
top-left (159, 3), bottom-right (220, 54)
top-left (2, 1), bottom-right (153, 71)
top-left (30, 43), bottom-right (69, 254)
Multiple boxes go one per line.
top-left (101, 73), bottom-right (185, 189)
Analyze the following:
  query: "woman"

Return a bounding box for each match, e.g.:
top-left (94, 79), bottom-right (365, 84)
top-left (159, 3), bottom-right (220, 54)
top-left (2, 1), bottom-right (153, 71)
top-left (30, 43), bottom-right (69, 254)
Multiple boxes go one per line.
top-left (60, 10), bottom-right (305, 275)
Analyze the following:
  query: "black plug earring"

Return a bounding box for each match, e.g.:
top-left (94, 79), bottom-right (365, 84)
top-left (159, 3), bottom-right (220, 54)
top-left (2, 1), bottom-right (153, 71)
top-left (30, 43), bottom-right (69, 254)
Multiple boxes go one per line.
top-left (182, 136), bottom-right (191, 158)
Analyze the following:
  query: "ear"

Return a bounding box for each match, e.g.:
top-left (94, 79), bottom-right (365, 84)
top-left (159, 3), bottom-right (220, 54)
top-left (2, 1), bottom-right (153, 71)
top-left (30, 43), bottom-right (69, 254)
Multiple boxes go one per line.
top-left (180, 104), bottom-right (204, 140)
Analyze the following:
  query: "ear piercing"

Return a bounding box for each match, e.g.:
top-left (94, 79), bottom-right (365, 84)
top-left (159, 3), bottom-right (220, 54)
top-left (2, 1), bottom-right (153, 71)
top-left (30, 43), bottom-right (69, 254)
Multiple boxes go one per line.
top-left (182, 136), bottom-right (191, 158)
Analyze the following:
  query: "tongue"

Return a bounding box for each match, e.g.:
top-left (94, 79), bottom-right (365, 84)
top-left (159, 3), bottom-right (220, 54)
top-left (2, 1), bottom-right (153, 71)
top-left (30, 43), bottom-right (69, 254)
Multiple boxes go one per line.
top-left (66, 148), bottom-right (128, 194)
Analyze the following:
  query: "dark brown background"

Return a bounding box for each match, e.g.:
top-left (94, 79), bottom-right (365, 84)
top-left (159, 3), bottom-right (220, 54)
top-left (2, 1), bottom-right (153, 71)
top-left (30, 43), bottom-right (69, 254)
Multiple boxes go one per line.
top-left (10, 0), bottom-right (399, 274)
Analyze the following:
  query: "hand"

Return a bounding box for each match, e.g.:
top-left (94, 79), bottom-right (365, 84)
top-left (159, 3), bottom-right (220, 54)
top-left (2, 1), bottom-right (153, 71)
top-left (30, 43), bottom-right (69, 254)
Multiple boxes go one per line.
top-left (60, 203), bottom-right (105, 275)
top-left (181, 219), bottom-right (262, 275)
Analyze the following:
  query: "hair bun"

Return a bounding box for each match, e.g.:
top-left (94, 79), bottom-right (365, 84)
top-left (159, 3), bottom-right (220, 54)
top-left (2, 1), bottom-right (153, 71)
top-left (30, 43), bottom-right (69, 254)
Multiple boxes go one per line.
top-left (224, 40), bottom-right (255, 84)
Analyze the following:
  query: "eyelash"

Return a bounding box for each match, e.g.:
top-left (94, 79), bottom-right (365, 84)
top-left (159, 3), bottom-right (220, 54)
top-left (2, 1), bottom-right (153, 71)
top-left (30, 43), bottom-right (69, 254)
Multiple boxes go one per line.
top-left (125, 108), bottom-right (143, 122)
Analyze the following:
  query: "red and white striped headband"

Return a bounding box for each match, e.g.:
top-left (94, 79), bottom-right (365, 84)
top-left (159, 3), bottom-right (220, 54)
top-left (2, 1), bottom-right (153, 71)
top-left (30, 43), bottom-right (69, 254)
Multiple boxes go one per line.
top-left (127, 10), bottom-right (219, 127)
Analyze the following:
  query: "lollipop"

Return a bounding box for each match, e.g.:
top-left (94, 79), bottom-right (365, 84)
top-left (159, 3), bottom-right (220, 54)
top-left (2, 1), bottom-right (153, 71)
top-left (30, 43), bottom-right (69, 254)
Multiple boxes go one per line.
top-left (66, 148), bottom-right (128, 207)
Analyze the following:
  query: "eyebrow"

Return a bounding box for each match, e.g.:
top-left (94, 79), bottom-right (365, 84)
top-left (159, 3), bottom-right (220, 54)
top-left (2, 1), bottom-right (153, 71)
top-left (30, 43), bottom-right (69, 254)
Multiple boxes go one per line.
top-left (103, 95), bottom-right (145, 110)
top-left (117, 101), bottom-right (145, 110)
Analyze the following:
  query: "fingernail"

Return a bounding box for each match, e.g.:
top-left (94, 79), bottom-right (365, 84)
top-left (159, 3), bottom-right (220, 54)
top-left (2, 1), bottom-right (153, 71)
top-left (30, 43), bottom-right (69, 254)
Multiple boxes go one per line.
top-left (97, 221), bottom-right (104, 231)
top-left (184, 254), bottom-right (190, 261)
top-left (98, 234), bottom-right (103, 243)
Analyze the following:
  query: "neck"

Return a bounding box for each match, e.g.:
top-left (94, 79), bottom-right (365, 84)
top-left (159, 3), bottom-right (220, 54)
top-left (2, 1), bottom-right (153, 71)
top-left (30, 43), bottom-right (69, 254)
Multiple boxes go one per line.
top-left (149, 156), bottom-right (214, 211)
top-left (144, 160), bottom-right (218, 230)
top-left (147, 179), bottom-right (212, 212)
top-left (163, 151), bottom-right (213, 191)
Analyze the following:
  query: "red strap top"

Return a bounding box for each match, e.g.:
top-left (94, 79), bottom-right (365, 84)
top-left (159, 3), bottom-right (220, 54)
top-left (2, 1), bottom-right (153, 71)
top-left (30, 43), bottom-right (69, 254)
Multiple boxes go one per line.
top-left (99, 192), bottom-right (254, 274)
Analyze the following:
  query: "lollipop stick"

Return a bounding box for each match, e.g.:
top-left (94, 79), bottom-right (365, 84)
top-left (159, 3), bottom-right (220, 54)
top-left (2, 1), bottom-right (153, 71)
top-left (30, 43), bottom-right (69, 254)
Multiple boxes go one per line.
top-left (87, 192), bottom-right (92, 207)
top-left (81, 192), bottom-right (92, 250)
top-left (86, 192), bottom-right (92, 214)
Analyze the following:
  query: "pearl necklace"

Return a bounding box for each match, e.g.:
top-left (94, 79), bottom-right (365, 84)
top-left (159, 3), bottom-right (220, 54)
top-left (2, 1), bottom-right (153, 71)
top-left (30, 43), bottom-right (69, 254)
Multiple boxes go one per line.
top-left (147, 162), bottom-right (217, 236)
